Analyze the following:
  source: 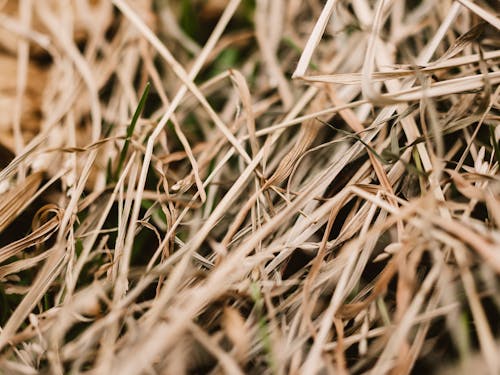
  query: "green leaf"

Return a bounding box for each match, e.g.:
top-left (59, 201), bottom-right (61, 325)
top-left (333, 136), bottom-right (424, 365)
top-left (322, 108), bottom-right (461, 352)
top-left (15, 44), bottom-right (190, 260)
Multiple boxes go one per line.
top-left (114, 82), bottom-right (151, 181)
top-left (180, 0), bottom-right (199, 40)
top-left (250, 282), bottom-right (276, 373)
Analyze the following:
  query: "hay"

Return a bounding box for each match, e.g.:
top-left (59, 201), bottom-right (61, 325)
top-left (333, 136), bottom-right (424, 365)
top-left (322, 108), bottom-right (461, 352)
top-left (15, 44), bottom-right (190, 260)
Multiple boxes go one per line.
top-left (0, 0), bottom-right (499, 373)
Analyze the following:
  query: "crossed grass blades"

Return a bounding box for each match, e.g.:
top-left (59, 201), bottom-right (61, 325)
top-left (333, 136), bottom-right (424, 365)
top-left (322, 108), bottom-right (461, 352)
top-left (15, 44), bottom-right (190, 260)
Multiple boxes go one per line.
top-left (0, 0), bottom-right (499, 374)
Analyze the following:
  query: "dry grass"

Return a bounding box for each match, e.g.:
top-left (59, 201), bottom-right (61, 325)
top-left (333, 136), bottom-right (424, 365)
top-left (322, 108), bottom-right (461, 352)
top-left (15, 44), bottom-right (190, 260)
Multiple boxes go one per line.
top-left (0, 0), bottom-right (499, 374)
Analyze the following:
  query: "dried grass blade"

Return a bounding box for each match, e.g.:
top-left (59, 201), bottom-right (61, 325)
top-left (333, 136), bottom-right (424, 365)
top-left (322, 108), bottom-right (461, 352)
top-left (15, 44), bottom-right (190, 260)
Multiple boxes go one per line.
top-left (292, 0), bottom-right (338, 78)
top-left (0, 207), bottom-right (60, 263)
top-left (457, 0), bottom-right (500, 30)
top-left (230, 69), bottom-right (259, 158)
top-left (0, 171), bottom-right (42, 233)
top-left (0, 244), bottom-right (66, 350)
top-left (300, 49), bottom-right (500, 85)
top-left (265, 98), bottom-right (325, 187)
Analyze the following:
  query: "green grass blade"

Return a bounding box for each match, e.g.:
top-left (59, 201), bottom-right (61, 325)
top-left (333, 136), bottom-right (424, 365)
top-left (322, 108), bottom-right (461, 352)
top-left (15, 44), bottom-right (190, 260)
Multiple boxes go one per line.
top-left (114, 82), bottom-right (151, 181)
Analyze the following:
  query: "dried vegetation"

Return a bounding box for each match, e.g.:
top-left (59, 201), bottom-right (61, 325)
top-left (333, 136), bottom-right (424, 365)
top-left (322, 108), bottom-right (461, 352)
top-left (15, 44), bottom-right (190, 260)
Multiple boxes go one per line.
top-left (0, 0), bottom-right (499, 374)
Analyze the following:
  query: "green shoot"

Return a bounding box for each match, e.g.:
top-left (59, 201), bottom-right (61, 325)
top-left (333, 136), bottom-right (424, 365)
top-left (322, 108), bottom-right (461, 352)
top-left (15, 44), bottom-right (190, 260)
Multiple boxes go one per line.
top-left (114, 82), bottom-right (151, 181)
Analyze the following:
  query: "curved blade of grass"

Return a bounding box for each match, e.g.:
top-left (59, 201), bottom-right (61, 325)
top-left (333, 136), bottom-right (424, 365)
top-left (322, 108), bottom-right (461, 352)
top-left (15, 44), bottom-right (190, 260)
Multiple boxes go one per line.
top-left (114, 82), bottom-right (151, 181)
top-left (317, 118), bottom-right (388, 164)
top-left (318, 119), bottom-right (428, 177)
top-left (489, 125), bottom-right (500, 166)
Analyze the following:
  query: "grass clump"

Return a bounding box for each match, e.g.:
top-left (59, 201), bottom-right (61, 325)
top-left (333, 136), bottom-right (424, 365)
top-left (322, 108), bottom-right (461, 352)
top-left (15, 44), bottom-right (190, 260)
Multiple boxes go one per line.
top-left (0, 0), bottom-right (499, 374)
